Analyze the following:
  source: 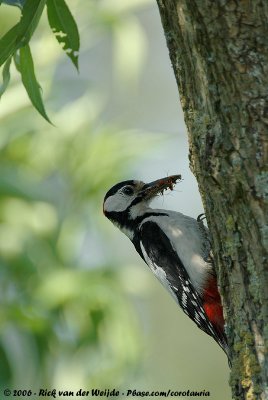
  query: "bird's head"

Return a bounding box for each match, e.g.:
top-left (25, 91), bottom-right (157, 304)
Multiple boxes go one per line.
top-left (103, 175), bottom-right (181, 231)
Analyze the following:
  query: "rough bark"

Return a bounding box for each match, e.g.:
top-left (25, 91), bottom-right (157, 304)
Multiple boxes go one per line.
top-left (156, 1), bottom-right (268, 399)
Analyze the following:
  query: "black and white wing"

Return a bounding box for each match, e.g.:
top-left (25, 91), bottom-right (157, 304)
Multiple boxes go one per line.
top-left (133, 220), bottom-right (227, 352)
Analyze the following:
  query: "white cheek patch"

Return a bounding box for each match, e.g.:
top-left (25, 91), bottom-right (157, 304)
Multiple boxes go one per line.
top-left (104, 193), bottom-right (133, 213)
top-left (104, 180), bottom-right (145, 214)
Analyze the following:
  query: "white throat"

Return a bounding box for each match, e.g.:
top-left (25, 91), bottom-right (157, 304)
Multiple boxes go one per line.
top-left (129, 203), bottom-right (151, 219)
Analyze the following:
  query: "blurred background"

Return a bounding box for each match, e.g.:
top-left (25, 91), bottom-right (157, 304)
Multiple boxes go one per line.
top-left (0, 0), bottom-right (231, 398)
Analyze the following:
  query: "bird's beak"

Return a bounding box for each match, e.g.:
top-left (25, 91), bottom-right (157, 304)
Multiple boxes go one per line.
top-left (140, 174), bottom-right (181, 199)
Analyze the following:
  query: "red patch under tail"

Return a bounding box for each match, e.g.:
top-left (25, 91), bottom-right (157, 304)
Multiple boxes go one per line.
top-left (202, 275), bottom-right (224, 334)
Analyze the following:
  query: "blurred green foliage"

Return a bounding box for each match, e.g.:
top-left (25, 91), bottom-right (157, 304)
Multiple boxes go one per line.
top-left (0, 0), bottom-right (80, 122)
top-left (0, 0), bottom-right (156, 393)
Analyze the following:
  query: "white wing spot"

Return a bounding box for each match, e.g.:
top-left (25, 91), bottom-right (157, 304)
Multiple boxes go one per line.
top-left (182, 292), bottom-right (187, 306)
top-left (182, 284), bottom-right (190, 293)
top-left (209, 326), bottom-right (215, 334)
top-left (195, 312), bottom-right (201, 323)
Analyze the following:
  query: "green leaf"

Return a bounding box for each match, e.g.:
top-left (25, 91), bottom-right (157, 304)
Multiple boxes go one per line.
top-left (16, 0), bottom-right (47, 47)
top-left (13, 51), bottom-right (21, 72)
top-left (0, 24), bottom-right (19, 67)
top-left (0, 56), bottom-right (12, 98)
top-left (47, 0), bottom-right (79, 70)
top-left (19, 44), bottom-right (51, 123)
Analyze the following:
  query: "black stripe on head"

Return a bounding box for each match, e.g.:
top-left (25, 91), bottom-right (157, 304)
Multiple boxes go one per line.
top-left (104, 180), bottom-right (135, 202)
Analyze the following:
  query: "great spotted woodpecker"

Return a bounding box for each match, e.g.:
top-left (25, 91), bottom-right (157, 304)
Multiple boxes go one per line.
top-left (103, 175), bottom-right (229, 359)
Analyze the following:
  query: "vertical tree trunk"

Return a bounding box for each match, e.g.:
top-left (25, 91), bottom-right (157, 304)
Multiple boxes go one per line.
top-left (156, 1), bottom-right (268, 399)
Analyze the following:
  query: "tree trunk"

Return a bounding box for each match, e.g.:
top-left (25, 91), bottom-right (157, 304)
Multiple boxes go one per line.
top-left (156, 1), bottom-right (268, 399)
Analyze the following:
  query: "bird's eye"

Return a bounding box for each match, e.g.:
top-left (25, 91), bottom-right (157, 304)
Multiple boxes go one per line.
top-left (122, 186), bottom-right (134, 196)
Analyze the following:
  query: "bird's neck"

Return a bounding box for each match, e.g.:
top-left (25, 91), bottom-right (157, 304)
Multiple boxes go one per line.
top-left (128, 203), bottom-right (152, 220)
top-left (109, 205), bottom-right (168, 241)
